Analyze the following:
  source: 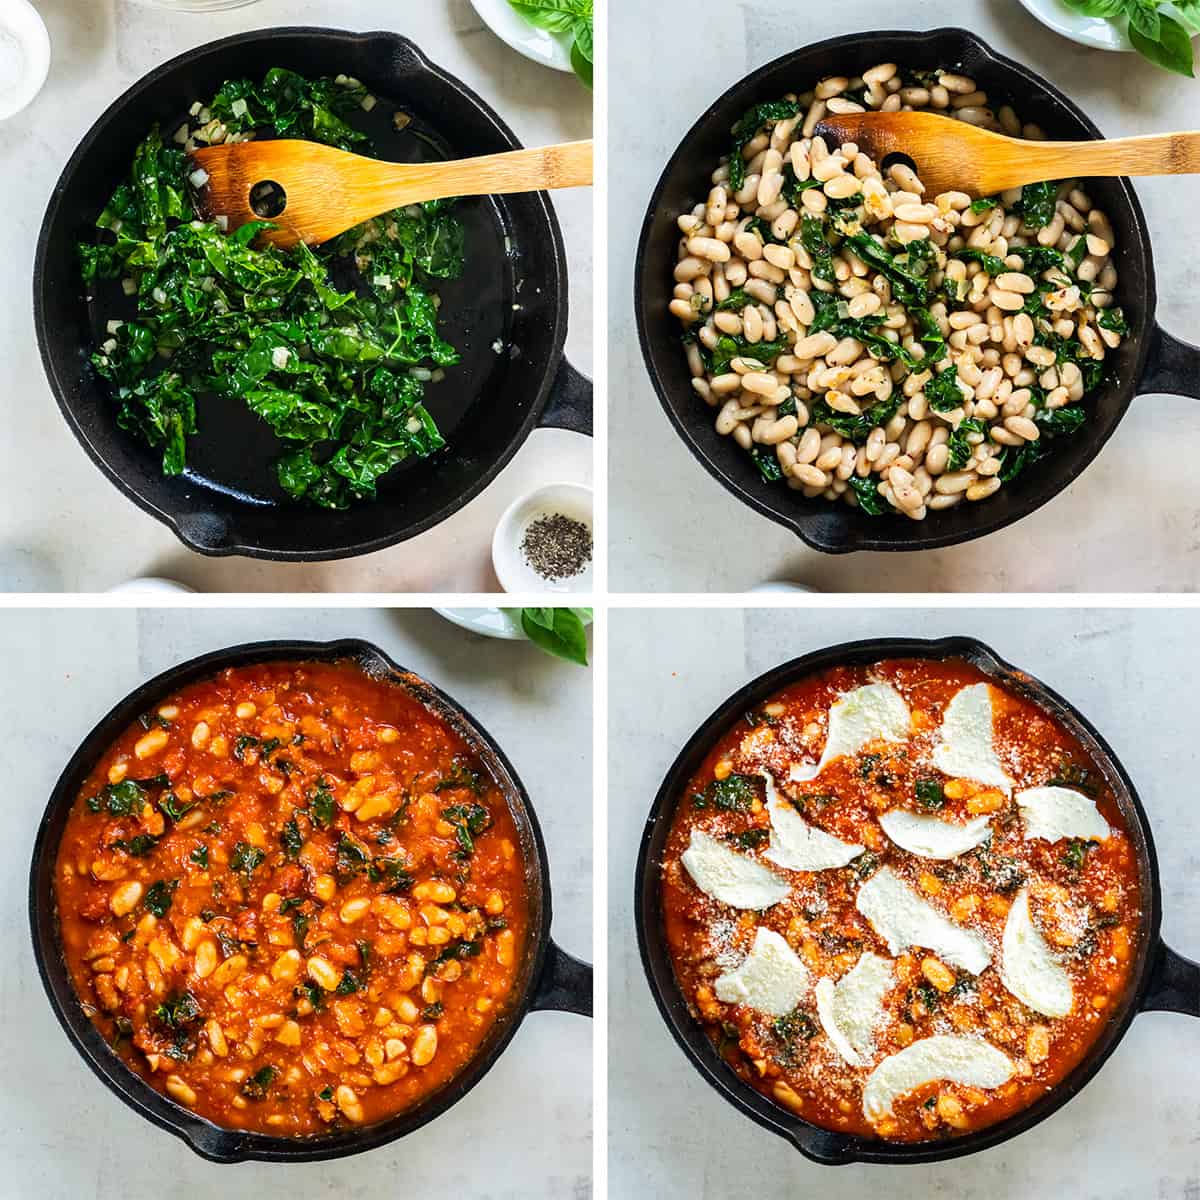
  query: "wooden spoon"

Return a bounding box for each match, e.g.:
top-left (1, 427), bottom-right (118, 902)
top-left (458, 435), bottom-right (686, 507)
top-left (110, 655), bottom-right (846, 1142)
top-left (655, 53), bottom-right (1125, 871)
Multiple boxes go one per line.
top-left (189, 138), bottom-right (593, 248)
top-left (814, 111), bottom-right (1200, 198)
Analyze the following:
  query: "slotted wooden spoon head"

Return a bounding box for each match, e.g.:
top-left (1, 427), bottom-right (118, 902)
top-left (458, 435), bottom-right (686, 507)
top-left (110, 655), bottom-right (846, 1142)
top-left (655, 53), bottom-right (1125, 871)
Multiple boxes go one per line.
top-left (190, 137), bottom-right (594, 249)
top-left (190, 139), bottom-right (418, 248)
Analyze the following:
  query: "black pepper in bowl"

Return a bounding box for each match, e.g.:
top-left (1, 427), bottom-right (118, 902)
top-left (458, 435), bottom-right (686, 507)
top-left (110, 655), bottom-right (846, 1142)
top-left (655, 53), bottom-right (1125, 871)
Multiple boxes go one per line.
top-left (520, 513), bottom-right (592, 582)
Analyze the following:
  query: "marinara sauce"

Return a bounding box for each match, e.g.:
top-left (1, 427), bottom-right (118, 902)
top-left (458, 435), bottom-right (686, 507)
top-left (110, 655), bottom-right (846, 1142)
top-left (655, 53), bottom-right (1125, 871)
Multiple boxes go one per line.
top-left (661, 658), bottom-right (1143, 1142)
top-left (54, 660), bottom-right (528, 1135)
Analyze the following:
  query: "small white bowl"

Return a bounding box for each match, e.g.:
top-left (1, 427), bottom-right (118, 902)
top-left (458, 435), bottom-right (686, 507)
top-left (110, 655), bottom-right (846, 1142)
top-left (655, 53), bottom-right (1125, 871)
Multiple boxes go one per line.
top-left (747, 581), bottom-right (820, 594)
top-left (469, 0), bottom-right (574, 74)
top-left (108, 577), bottom-right (196, 594)
top-left (0, 0), bottom-right (51, 122)
top-left (492, 482), bottom-right (593, 594)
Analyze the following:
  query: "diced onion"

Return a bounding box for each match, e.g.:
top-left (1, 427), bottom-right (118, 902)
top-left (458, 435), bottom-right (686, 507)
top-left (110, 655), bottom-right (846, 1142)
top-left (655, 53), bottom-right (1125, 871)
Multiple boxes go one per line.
top-left (230, 98), bottom-right (249, 119)
top-left (106, 319), bottom-right (124, 334)
top-left (215, 215), bottom-right (229, 232)
top-left (172, 124), bottom-right (189, 145)
top-left (121, 278), bottom-right (137, 296)
top-left (271, 347), bottom-right (290, 369)
top-left (361, 95), bottom-right (377, 112)
top-left (189, 167), bottom-right (210, 188)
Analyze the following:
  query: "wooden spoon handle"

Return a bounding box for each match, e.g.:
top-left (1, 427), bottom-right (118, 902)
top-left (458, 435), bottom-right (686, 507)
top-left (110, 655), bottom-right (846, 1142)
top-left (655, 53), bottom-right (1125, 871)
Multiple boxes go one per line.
top-left (376, 139), bottom-right (593, 206)
top-left (990, 130), bottom-right (1200, 192)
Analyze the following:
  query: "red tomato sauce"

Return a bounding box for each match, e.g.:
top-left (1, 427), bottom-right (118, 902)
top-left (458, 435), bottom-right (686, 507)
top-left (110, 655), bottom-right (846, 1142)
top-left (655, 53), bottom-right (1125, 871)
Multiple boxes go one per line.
top-left (54, 660), bottom-right (529, 1136)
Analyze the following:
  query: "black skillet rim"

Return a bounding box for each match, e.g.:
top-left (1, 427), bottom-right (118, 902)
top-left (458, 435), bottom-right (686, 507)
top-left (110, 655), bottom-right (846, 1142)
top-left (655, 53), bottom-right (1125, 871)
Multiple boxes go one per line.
top-left (33, 27), bottom-right (571, 562)
top-left (29, 638), bottom-right (560, 1163)
top-left (632, 27), bottom-right (1157, 554)
top-left (634, 635), bottom-right (1163, 1165)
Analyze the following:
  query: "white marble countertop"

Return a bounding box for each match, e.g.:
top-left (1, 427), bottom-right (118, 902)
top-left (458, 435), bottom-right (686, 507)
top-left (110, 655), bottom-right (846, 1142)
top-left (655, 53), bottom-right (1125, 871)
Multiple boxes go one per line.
top-left (609, 0), bottom-right (1200, 593)
top-left (1, 0), bottom-right (592, 594)
top-left (608, 606), bottom-right (1200, 1197)
top-left (0, 606), bottom-right (592, 1197)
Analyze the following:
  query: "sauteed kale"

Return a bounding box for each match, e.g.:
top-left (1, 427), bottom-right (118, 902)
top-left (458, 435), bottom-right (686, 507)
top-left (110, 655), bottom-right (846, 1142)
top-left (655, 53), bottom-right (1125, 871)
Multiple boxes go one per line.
top-left (77, 69), bottom-right (466, 509)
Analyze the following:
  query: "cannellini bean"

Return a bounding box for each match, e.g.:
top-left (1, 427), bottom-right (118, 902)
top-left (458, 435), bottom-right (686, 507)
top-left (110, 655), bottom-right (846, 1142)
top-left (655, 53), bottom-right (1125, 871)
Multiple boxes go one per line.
top-left (688, 236), bottom-right (730, 262)
top-left (109, 881), bottom-right (143, 917)
top-left (411, 1024), bottom-right (439, 1067)
top-left (165, 1075), bottom-right (197, 1107)
top-left (336, 1085), bottom-right (364, 1123)
top-left (134, 728), bottom-right (168, 759)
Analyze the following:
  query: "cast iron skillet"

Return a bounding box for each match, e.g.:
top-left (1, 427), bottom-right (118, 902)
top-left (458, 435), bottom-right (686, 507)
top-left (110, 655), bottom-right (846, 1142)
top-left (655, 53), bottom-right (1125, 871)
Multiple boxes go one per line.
top-left (635, 28), bottom-right (1200, 554)
top-left (29, 639), bottom-right (592, 1163)
top-left (635, 636), bottom-right (1199, 1165)
top-left (35, 28), bottom-right (592, 562)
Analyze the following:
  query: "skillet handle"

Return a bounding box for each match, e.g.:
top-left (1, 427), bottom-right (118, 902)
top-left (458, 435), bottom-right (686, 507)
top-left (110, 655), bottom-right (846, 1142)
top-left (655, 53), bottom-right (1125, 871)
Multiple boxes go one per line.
top-left (539, 358), bottom-right (593, 436)
top-left (1136, 324), bottom-right (1200, 400)
top-left (530, 939), bottom-right (593, 1017)
top-left (1140, 939), bottom-right (1200, 1017)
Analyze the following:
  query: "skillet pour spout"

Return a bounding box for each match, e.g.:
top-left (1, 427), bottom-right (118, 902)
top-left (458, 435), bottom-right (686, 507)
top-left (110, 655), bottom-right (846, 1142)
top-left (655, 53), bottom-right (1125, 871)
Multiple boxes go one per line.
top-left (636, 634), bottom-right (1198, 1165)
top-left (635, 26), bottom-right (1200, 555)
top-left (30, 638), bottom-right (592, 1162)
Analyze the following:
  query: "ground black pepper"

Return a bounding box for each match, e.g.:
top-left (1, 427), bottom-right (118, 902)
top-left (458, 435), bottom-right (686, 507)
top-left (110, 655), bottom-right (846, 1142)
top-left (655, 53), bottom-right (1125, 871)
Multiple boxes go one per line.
top-left (520, 512), bottom-right (592, 581)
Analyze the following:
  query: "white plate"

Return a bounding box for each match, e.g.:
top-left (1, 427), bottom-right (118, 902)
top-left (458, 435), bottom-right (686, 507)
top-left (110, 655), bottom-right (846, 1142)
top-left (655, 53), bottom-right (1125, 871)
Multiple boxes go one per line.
top-left (469, 0), bottom-right (574, 74)
top-left (434, 608), bottom-right (528, 640)
top-left (1018, 0), bottom-right (1197, 51)
top-left (434, 607), bottom-right (594, 642)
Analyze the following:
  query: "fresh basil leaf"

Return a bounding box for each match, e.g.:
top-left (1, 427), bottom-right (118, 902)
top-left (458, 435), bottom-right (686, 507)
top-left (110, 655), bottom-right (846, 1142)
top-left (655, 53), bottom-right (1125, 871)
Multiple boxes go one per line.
top-left (1130, 13), bottom-right (1195, 75)
top-left (519, 607), bottom-right (589, 667)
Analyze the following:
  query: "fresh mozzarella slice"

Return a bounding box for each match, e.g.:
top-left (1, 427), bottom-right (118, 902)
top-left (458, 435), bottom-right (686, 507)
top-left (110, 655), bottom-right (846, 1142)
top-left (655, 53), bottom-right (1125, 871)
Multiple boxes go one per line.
top-left (931, 683), bottom-right (1014, 793)
top-left (1000, 888), bottom-right (1073, 1018)
top-left (1016, 786), bottom-right (1111, 844)
top-left (680, 829), bottom-right (790, 910)
top-left (815, 952), bottom-right (894, 1067)
top-left (761, 771), bottom-right (865, 872)
top-left (791, 683), bottom-right (911, 781)
top-left (856, 867), bottom-right (991, 974)
top-left (714, 927), bottom-right (810, 1016)
top-left (862, 1036), bottom-right (1015, 1121)
top-left (878, 810), bottom-right (993, 860)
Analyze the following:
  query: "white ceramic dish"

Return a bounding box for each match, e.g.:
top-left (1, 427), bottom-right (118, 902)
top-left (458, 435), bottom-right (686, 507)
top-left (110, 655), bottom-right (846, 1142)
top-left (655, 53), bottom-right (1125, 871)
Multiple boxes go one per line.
top-left (0, 0), bottom-right (51, 122)
top-left (107, 577), bottom-right (196, 594)
top-left (492, 482), bottom-right (593, 594)
top-left (469, 0), bottom-right (573, 73)
top-left (1018, 0), bottom-right (1197, 51)
top-left (434, 607), bottom-right (527, 640)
